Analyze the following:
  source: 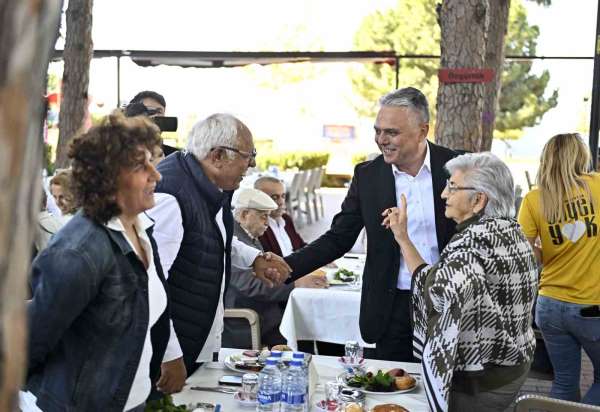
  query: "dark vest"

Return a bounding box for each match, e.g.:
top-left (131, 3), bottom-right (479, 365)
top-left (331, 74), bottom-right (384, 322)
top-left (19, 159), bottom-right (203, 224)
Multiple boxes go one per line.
top-left (155, 152), bottom-right (233, 371)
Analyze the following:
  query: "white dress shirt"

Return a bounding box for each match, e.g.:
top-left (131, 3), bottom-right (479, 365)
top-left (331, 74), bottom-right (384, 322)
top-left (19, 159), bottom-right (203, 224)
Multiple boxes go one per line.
top-left (267, 216), bottom-right (294, 257)
top-left (393, 143), bottom-right (439, 289)
top-left (105, 214), bottom-right (167, 411)
top-left (148, 193), bottom-right (261, 363)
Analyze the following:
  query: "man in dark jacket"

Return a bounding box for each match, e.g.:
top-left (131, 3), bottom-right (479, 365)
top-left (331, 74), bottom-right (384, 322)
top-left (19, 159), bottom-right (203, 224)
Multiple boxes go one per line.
top-left (148, 114), bottom-right (291, 375)
top-left (284, 87), bottom-right (458, 362)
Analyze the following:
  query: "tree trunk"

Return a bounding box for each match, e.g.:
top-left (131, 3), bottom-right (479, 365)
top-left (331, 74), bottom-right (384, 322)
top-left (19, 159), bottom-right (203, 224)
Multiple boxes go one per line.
top-left (435, 0), bottom-right (489, 152)
top-left (55, 0), bottom-right (93, 168)
top-left (481, 0), bottom-right (511, 151)
top-left (0, 1), bottom-right (62, 410)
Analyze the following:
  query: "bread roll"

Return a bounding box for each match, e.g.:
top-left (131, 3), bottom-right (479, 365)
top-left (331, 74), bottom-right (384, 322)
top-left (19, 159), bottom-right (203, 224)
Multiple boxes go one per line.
top-left (344, 403), bottom-right (364, 412)
top-left (271, 344), bottom-right (292, 352)
top-left (394, 375), bottom-right (416, 390)
top-left (370, 404), bottom-right (409, 412)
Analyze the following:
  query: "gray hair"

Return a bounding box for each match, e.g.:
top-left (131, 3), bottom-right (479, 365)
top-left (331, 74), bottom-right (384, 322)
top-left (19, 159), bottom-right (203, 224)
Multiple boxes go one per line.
top-left (379, 87), bottom-right (429, 124)
top-left (186, 113), bottom-right (242, 160)
top-left (445, 152), bottom-right (515, 218)
top-left (254, 176), bottom-right (284, 190)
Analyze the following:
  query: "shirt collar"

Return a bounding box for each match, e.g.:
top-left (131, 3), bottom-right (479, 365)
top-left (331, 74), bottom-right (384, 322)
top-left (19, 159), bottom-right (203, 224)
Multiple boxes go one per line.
top-left (104, 213), bottom-right (154, 234)
top-left (391, 140), bottom-right (431, 176)
top-left (268, 216), bottom-right (286, 228)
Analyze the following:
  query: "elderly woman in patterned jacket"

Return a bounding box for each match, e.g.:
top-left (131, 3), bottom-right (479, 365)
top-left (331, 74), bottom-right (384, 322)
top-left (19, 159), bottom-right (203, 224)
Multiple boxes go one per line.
top-left (383, 152), bottom-right (538, 412)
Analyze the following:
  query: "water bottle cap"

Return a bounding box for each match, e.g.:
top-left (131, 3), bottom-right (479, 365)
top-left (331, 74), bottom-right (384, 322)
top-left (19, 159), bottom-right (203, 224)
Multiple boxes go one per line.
top-left (265, 357), bottom-right (278, 365)
top-left (290, 360), bottom-right (303, 367)
top-left (292, 352), bottom-right (305, 359)
top-left (270, 350), bottom-right (283, 357)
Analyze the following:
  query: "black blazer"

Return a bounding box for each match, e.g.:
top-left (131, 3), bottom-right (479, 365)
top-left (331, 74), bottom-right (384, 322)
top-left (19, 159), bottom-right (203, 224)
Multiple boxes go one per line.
top-left (285, 141), bottom-right (458, 343)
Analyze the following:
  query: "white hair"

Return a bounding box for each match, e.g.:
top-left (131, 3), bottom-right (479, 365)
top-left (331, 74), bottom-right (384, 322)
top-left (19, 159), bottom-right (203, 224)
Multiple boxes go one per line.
top-left (233, 207), bottom-right (248, 222)
top-left (445, 152), bottom-right (515, 218)
top-left (186, 113), bottom-right (242, 160)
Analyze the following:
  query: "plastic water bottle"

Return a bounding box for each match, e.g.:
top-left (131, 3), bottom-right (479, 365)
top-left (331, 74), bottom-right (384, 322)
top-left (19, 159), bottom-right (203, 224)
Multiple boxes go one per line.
top-left (257, 358), bottom-right (282, 412)
top-left (281, 360), bottom-right (306, 412)
top-left (292, 353), bottom-right (308, 386)
top-left (270, 350), bottom-right (286, 372)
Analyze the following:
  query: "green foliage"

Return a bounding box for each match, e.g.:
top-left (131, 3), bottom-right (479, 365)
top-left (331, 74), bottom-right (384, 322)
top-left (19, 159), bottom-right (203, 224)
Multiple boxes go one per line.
top-left (351, 153), bottom-right (368, 165)
top-left (43, 142), bottom-right (55, 176)
top-left (256, 151), bottom-right (329, 171)
top-left (145, 395), bottom-right (189, 412)
top-left (350, 0), bottom-right (558, 139)
top-left (496, 1), bottom-right (558, 138)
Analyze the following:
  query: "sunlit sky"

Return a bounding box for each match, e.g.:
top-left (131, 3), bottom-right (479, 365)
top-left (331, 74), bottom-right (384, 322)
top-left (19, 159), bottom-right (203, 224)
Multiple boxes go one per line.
top-left (52, 0), bottom-right (598, 174)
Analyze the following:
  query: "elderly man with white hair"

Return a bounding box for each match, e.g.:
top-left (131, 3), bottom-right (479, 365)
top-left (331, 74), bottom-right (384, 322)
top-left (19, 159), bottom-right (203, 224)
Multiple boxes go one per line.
top-left (225, 188), bottom-right (327, 348)
top-left (147, 114), bottom-right (292, 390)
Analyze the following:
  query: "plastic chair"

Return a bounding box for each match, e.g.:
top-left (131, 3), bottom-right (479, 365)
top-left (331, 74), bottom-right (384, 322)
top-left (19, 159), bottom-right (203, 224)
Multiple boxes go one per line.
top-left (304, 168), bottom-right (321, 223)
top-left (286, 172), bottom-right (302, 227)
top-left (223, 308), bottom-right (262, 350)
top-left (310, 167), bottom-right (325, 220)
top-left (288, 171), bottom-right (309, 227)
top-left (515, 394), bottom-right (600, 411)
top-left (525, 171), bottom-right (535, 190)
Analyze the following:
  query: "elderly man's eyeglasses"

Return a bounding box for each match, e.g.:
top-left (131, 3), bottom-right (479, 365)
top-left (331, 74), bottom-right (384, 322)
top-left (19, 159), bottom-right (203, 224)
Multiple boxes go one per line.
top-left (445, 179), bottom-right (477, 194)
top-left (213, 146), bottom-right (257, 161)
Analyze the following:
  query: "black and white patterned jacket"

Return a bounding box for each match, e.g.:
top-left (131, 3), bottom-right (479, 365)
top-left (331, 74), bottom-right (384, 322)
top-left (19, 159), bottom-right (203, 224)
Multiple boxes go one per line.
top-left (411, 215), bottom-right (538, 412)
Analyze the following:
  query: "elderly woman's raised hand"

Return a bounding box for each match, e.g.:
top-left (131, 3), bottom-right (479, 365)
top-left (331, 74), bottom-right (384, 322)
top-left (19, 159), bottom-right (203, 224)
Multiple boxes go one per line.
top-left (382, 194), bottom-right (409, 242)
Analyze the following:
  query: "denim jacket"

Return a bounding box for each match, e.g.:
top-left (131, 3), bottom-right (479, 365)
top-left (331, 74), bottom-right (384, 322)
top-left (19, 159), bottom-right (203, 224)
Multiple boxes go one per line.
top-left (26, 212), bottom-right (170, 412)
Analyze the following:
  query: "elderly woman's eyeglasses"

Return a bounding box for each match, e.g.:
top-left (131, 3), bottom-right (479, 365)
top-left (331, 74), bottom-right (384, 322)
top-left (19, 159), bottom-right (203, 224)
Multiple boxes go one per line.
top-left (213, 146), bottom-right (257, 161)
top-left (445, 179), bottom-right (477, 194)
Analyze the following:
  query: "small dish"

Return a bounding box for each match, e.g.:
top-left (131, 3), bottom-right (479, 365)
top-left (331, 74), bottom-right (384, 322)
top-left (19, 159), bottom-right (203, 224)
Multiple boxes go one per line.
top-left (234, 391), bottom-right (257, 407)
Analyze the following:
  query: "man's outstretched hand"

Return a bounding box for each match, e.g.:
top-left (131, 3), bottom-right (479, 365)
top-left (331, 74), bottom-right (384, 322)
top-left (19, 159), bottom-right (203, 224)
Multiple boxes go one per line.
top-left (252, 252), bottom-right (292, 287)
top-left (157, 356), bottom-right (187, 394)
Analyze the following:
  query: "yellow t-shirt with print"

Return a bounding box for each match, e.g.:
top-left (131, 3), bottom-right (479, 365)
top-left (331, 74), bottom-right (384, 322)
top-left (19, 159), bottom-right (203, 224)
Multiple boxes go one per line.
top-left (518, 174), bottom-right (600, 304)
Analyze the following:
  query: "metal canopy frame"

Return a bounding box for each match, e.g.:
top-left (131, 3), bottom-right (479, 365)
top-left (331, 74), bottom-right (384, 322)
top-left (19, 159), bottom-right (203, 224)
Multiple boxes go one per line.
top-left (51, 48), bottom-right (598, 158)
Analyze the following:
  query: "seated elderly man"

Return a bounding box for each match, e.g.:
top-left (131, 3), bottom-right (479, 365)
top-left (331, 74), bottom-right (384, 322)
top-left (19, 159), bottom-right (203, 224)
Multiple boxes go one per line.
top-left (255, 176), bottom-right (306, 256)
top-left (225, 188), bottom-right (328, 347)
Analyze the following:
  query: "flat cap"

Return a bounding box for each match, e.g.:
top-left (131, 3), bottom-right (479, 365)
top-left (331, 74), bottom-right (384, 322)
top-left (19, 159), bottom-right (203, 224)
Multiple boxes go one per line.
top-left (234, 188), bottom-right (277, 210)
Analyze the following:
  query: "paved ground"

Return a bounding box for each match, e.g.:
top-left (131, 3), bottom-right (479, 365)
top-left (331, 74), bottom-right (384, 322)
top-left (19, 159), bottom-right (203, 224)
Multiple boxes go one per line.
top-left (296, 187), bottom-right (595, 408)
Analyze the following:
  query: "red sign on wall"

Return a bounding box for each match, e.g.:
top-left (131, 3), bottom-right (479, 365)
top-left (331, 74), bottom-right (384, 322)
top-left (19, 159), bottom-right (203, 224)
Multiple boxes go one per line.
top-left (438, 68), bottom-right (495, 84)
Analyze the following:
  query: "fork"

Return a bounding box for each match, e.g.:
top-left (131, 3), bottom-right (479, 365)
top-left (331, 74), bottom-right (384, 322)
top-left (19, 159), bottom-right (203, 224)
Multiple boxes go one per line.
top-left (190, 386), bottom-right (238, 394)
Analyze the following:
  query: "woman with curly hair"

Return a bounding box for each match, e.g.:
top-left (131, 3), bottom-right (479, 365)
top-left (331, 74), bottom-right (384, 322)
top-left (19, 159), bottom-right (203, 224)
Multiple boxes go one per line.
top-left (26, 112), bottom-right (179, 411)
top-left (519, 133), bottom-right (600, 404)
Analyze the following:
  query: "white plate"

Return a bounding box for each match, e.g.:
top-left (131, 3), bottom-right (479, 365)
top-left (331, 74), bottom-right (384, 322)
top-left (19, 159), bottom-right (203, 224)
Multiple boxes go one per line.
top-left (234, 391), bottom-right (257, 407)
top-left (224, 355), bottom-right (263, 374)
top-left (224, 352), bottom-right (312, 374)
top-left (337, 372), bottom-right (418, 395)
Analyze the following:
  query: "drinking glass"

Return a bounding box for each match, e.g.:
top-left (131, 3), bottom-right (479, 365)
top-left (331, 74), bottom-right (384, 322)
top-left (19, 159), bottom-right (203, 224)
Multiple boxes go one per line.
top-left (325, 381), bottom-right (341, 410)
top-left (344, 341), bottom-right (363, 364)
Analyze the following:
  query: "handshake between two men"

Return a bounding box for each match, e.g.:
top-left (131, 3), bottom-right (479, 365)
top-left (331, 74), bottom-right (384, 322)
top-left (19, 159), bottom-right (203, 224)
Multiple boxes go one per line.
top-left (252, 251), bottom-right (293, 287)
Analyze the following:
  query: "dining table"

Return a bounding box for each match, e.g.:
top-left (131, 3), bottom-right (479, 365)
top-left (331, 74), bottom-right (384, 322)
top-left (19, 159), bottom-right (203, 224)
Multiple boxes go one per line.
top-left (279, 253), bottom-right (376, 350)
top-left (172, 347), bottom-right (428, 411)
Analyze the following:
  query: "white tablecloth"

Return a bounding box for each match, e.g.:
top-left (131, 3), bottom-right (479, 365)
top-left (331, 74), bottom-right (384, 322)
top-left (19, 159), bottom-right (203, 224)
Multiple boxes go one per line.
top-left (172, 348), bottom-right (428, 411)
top-left (279, 255), bottom-right (375, 349)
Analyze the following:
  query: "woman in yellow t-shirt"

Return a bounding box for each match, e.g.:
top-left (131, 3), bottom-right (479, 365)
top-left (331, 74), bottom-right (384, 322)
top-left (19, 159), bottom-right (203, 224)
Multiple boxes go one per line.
top-left (518, 133), bottom-right (600, 405)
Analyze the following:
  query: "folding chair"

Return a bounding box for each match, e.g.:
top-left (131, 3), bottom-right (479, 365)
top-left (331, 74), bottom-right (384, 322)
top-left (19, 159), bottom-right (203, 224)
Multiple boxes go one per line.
top-left (515, 394), bottom-right (600, 411)
top-left (223, 308), bottom-right (262, 350)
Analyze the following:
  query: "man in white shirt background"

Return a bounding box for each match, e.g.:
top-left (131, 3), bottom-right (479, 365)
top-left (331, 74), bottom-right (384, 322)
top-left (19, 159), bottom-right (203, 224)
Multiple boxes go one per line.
top-left (148, 113), bottom-right (291, 380)
top-left (255, 176), bottom-right (307, 257)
